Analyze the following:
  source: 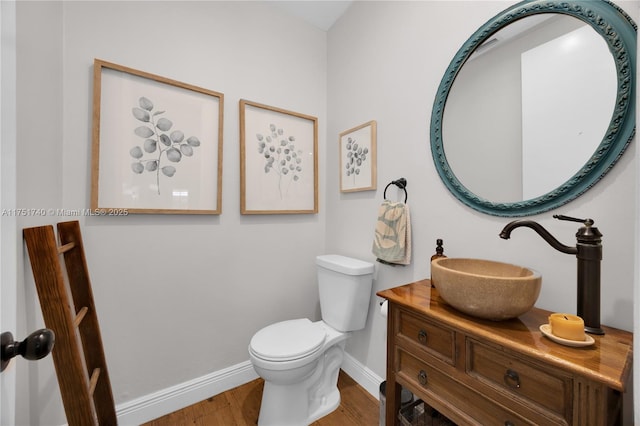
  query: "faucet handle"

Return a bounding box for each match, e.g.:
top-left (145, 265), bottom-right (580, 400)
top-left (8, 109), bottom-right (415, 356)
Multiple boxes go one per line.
top-left (555, 215), bottom-right (601, 242)
top-left (553, 215), bottom-right (594, 227)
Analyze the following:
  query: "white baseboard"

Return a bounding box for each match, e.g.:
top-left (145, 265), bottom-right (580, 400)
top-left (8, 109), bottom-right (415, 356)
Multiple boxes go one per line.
top-left (114, 353), bottom-right (382, 425)
top-left (115, 361), bottom-right (258, 425)
top-left (341, 352), bottom-right (384, 400)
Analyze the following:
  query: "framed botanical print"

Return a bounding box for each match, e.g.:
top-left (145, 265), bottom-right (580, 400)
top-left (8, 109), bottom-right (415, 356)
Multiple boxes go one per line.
top-left (91, 59), bottom-right (224, 214)
top-left (240, 100), bottom-right (318, 214)
top-left (339, 120), bottom-right (377, 192)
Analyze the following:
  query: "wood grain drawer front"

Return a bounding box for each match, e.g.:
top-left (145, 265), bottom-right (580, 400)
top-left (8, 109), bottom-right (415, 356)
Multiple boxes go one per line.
top-left (467, 339), bottom-right (572, 422)
top-left (397, 348), bottom-right (534, 425)
top-left (398, 309), bottom-right (455, 364)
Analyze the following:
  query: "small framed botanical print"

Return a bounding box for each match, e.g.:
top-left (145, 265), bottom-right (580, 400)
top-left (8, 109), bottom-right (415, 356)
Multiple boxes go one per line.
top-left (339, 120), bottom-right (377, 192)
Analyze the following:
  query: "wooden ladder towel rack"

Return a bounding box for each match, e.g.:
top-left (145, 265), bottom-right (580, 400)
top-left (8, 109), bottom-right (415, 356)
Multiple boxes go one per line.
top-left (23, 221), bottom-right (117, 426)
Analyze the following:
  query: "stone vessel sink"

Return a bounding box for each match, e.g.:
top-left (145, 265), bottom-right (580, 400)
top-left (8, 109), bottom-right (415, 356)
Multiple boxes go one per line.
top-left (431, 258), bottom-right (541, 320)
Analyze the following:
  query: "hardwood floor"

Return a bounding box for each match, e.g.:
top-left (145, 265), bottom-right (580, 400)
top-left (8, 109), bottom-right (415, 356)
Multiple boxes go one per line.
top-left (142, 370), bottom-right (380, 426)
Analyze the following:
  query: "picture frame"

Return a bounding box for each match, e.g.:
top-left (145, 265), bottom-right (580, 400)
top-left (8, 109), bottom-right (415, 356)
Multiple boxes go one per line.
top-left (91, 59), bottom-right (224, 214)
top-left (240, 100), bottom-right (318, 214)
top-left (339, 120), bottom-right (377, 192)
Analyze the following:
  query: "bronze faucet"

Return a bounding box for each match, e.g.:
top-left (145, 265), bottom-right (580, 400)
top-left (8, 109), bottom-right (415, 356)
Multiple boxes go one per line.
top-left (499, 215), bottom-right (604, 335)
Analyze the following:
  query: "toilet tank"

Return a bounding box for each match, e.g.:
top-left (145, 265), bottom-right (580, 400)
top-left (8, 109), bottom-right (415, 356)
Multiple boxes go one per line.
top-left (316, 255), bottom-right (374, 332)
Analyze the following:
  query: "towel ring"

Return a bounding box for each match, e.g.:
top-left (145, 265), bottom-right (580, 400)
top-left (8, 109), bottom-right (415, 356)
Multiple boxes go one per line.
top-left (383, 178), bottom-right (408, 203)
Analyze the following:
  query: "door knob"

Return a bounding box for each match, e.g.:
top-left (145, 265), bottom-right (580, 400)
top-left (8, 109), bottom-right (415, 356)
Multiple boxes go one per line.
top-left (1, 329), bottom-right (55, 372)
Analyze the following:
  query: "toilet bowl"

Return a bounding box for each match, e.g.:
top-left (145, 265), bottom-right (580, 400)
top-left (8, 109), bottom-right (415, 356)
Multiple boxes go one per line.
top-left (248, 255), bottom-right (374, 426)
top-left (249, 319), bottom-right (348, 425)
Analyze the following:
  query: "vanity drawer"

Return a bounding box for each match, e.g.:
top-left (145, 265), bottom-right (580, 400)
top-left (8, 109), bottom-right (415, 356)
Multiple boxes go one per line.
top-left (467, 339), bottom-right (572, 423)
top-left (397, 348), bottom-right (535, 426)
top-left (397, 309), bottom-right (455, 364)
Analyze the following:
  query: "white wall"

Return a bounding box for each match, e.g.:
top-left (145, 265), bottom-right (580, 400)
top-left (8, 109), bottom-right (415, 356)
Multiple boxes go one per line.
top-left (10, 1), bottom-right (638, 425)
top-left (15, 2), bottom-right (64, 424)
top-left (15, 2), bottom-right (327, 424)
top-left (327, 0), bottom-right (638, 387)
top-left (0, 1), bottom-right (18, 425)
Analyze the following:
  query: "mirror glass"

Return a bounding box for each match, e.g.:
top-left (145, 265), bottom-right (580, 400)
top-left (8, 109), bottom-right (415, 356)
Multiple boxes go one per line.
top-left (431, 1), bottom-right (636, 216)
top-left (444, 15), bottom-right (616, 203)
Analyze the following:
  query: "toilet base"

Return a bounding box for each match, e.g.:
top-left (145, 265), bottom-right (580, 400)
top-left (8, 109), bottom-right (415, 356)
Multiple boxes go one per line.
top-left (258, 380), bottom-right (340, 426)
top-left (307, 387), bottom-right (340, 424)
top-left (257, 340), bottom-right (346, 426)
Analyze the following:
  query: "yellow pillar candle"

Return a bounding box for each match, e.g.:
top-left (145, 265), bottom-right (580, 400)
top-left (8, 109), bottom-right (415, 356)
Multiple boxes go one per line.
top-left (548, 313), bottom-right (586, 341)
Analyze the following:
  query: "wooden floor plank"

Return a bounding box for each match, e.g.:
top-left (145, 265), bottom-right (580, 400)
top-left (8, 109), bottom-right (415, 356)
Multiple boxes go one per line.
top-left (333, 373), bottom-right (380, 425)
top-left (143, 370), bottom-right (379, 426)
top-left (227, 378), bottom-right (264, 425)
top-left (193, 406), bottom-right (238, 426)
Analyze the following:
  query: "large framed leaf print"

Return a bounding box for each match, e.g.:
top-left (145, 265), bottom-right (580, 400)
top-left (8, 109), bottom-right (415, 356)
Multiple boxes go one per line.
top-left (91, 59), bottom-right (224, 214)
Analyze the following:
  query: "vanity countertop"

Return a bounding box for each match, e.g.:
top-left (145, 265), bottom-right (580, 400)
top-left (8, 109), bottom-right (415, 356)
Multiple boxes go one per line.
top-left (377, 280), bottom-right (633, 392)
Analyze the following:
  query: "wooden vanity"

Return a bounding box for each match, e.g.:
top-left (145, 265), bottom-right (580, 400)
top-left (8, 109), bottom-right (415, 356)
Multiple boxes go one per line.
top-left (377, 280), bottom-right (633, 425)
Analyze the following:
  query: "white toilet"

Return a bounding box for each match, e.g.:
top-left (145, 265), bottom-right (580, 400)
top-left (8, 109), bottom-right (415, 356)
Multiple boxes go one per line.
top-left (248, 254), bottom-right (374, 426)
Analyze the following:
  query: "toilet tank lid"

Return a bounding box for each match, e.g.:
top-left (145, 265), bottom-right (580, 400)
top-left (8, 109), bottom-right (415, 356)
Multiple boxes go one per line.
top-left (316, 255), bottom-right (374, 275)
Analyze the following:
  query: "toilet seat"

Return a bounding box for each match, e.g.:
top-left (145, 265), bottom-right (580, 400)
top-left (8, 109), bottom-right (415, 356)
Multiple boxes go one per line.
top-left (250, 318), bottom-right (326, 362)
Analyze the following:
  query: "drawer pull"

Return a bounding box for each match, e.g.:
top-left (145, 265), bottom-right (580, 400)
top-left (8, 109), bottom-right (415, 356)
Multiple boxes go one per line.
top-left (504, 369), bottom-right (521, 389)
top-left (418, 370), bottom-right (428, 385)
top-left (417, 329), bottom-right (428, 344)
top-left (505, 422), bottom-right (515, 426)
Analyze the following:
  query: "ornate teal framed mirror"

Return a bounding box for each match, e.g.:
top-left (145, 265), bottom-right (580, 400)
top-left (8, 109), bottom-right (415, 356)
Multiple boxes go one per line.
top-left (431, 0), bottom-right (636, 216)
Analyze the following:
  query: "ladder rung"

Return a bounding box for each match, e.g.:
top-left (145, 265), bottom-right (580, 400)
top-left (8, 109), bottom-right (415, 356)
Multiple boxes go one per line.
top-left (88, 368), bottom-right (101, 397)
top-left (73, 307), bottom-right (89, 329)
top-left (57, 242), bottom-right (75, 254)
